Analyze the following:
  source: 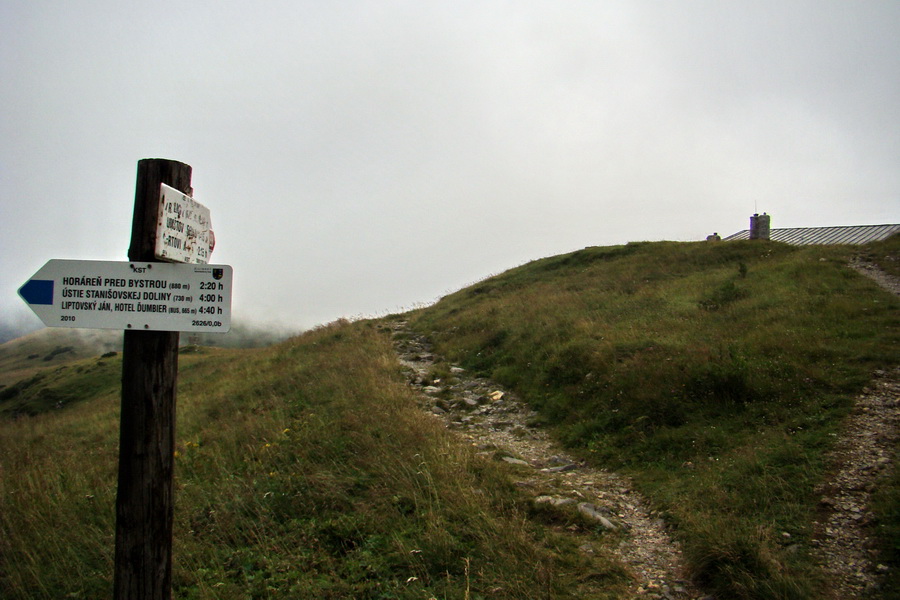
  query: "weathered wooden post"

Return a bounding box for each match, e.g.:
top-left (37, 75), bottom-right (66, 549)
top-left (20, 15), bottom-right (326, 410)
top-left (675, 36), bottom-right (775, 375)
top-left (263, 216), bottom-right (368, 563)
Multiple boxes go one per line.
top-left (114, 159), bottom-right (191, 600)
top-left (18, 157), bottom-right (231, 597)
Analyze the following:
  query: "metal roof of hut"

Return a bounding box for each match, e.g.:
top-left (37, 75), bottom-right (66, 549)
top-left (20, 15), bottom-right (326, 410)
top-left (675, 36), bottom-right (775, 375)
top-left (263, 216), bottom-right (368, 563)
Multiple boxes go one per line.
top-left (722, 223), bottom-right (900, 245)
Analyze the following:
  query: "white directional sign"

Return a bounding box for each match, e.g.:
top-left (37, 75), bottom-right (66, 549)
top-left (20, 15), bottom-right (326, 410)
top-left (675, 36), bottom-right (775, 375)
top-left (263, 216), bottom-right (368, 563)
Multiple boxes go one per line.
top-left (156, 184), bottom-right (213, 264)
top-left (18, 260), bottom-right (232, 332)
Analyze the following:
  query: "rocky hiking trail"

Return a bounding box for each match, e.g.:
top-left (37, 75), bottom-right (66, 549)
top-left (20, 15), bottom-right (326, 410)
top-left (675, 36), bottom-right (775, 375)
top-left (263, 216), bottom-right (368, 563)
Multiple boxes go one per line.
top-left (389, 256), bottom-right (899, 600)
top-left (390, 320), bottom-right (701, 600)
top-left (811, 260), bottom-right (900, 598)
top-left (811, 366), bottom-right (900, 598)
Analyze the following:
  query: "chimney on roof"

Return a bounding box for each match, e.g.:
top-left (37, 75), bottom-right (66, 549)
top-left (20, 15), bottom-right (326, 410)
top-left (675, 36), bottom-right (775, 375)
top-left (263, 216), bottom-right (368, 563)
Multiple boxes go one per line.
top-left (749, 213), bottom-right (770, 240)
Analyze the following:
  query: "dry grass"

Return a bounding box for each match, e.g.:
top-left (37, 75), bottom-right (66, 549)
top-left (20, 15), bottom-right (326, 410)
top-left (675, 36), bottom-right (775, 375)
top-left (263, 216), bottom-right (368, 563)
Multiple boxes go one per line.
top-left (1, 322), bottom-right (626, 599)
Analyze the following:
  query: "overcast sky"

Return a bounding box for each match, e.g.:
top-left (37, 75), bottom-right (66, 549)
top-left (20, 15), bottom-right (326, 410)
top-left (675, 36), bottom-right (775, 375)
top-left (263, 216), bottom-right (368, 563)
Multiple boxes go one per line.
top-left (2, 1), bottom-right (898, 333)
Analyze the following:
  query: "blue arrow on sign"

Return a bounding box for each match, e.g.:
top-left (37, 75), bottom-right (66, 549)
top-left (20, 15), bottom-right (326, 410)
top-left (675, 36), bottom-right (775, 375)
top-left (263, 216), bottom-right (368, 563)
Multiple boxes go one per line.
top-left (18, 279), bottom-right (54, 305)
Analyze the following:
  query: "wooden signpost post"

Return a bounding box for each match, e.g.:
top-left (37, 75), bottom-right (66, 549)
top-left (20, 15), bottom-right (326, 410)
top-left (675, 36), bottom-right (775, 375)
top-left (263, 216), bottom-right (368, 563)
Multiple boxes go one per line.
top-left (114, 158), bottom-right (191, 600)
top-left (17, 158), bottom-right (231, 599)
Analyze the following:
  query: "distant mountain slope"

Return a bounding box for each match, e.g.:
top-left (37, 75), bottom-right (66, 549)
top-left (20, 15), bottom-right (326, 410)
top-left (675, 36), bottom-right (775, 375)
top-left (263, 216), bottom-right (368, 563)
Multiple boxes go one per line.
top-left (0, 328), bottom-right (121, 388)
top-left (0, 321), bottom-right (40, 346)
top-left (0, 322), bottom-right (295, 390)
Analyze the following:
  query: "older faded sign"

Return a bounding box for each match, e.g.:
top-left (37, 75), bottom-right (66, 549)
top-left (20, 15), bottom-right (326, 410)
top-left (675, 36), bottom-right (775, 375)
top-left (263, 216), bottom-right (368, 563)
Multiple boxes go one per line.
top-left (155, 184), bottom-right (214, 264)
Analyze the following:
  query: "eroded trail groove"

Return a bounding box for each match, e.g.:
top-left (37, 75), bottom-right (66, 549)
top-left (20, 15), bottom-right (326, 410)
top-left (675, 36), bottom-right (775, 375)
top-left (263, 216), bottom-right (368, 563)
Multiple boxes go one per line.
top-left (390, 320), bottom-right (701, 600)
top-left (810, 259), bottom-right (900, 598)
top-left (811, 367), bottom-right (900, 598)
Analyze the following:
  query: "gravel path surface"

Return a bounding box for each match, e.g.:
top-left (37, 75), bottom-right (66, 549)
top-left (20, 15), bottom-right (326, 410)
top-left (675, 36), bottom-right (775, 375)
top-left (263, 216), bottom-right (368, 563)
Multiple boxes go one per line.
top-left (809, 260), bottom-right (900, 598)
top-left (391, 321), bottom-right (702, 600)
top-left (811, 367), bottom-right (900, 598)
top-left (850, 258), bottom-right (900, 297)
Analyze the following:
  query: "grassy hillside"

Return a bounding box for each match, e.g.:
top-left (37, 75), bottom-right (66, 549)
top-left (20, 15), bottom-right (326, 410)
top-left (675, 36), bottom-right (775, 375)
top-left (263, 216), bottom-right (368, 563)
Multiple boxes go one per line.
top-left (0, 328), bottom-right (121, 389)
top-left (2, 237), bottom-right (897, 599)
top-left (1, 322), bottom-right (626, 599)
top-left (410, 238), bottom-right (899, 599)
top-left (0, 323), bottom-right (296, 412)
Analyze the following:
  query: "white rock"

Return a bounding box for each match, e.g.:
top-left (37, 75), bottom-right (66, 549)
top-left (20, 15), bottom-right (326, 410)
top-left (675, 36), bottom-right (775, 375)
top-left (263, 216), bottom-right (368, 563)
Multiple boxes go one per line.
top-left (577, 502), bottom-right (618, 530)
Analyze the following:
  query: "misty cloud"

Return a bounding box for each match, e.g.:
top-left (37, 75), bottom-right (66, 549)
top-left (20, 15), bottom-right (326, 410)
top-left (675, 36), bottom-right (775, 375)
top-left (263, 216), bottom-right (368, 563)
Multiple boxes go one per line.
top-left (2, 1), bottom-right (898, 331)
